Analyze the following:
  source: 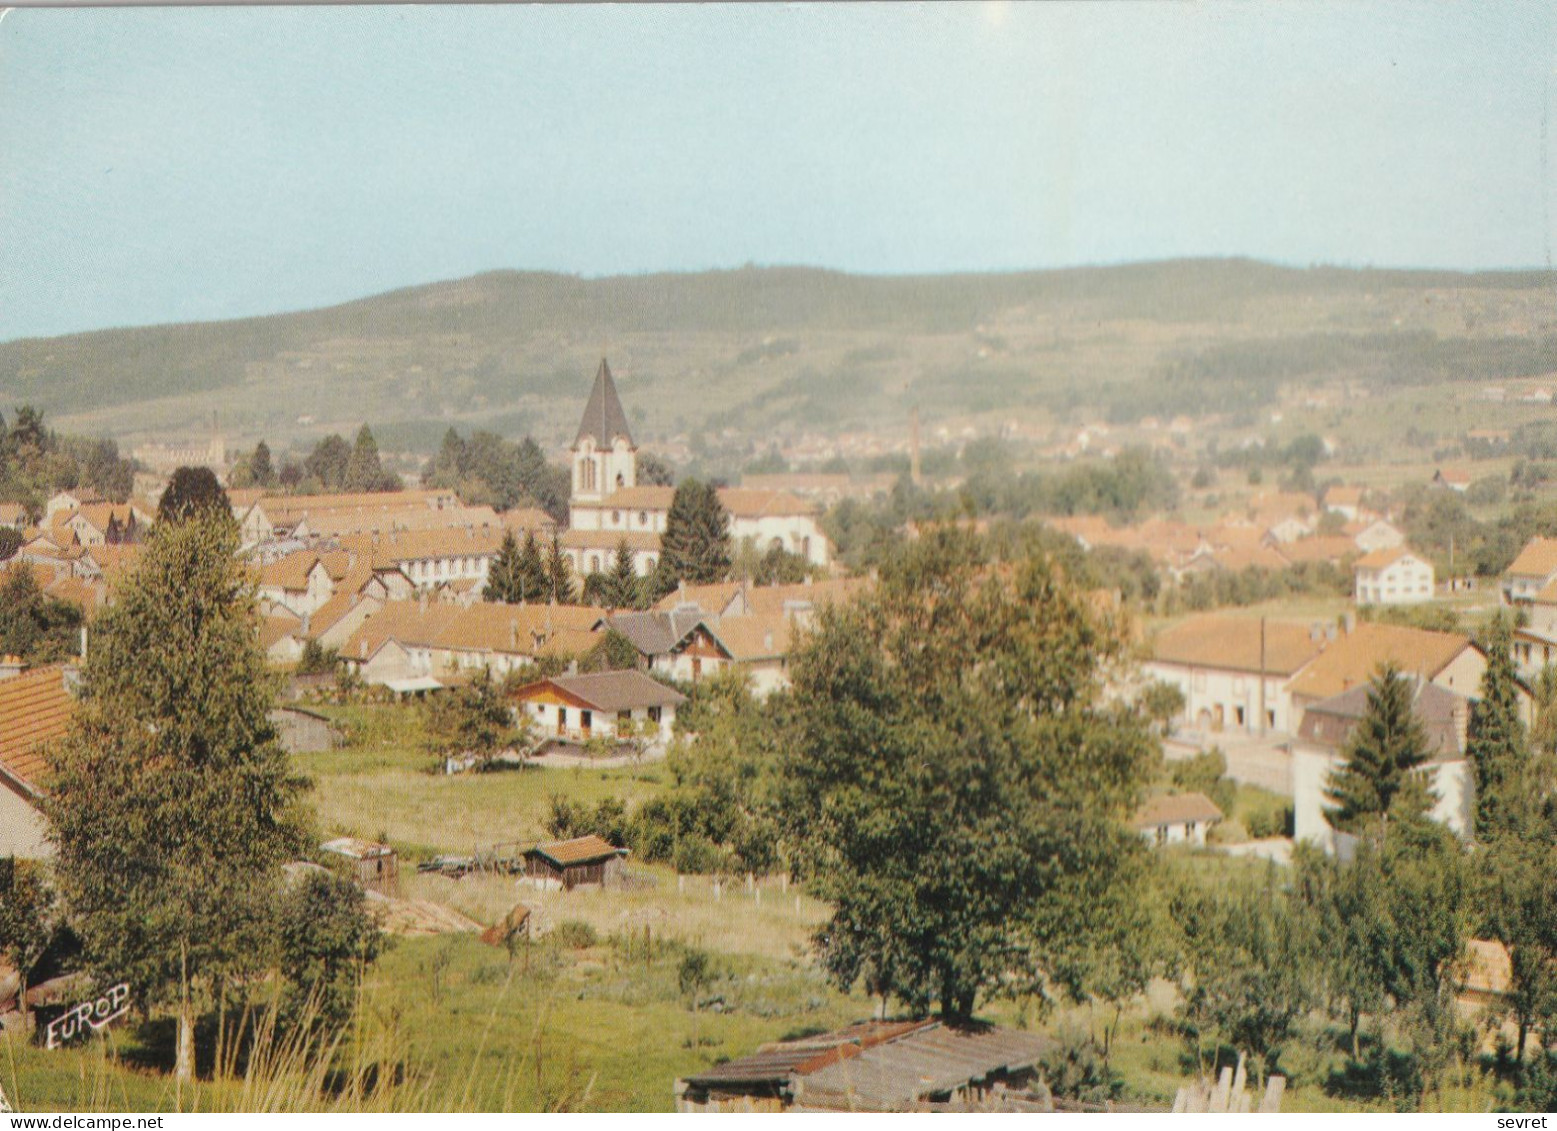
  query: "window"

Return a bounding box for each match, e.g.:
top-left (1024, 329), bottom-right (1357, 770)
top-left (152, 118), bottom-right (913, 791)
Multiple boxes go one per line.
top-left (618, 710), bottom-right (631, 722)
top-left (612, 511), bottom-right (621, 525)
top-left (581, 710), bottom-right (592, 730)
top-left (639, 511), bottom-right (648, 527)
top-left (648, 706), bottom-right (662, 723)
top-left (1234, 706), bottom-right (1246, 727)
top-left (1267, 709), bottom-right (1276, 728)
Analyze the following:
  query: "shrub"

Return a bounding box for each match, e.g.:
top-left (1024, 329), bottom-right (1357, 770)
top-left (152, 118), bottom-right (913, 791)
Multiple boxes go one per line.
top-left (550, 920), bottom-right (598, 949)
top-left (1037, 1028), bottom-right (1123, 1104)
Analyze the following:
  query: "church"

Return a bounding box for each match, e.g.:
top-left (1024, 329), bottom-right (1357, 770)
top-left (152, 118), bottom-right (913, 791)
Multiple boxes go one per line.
top-left (559, 360), bottom-right (832, 579)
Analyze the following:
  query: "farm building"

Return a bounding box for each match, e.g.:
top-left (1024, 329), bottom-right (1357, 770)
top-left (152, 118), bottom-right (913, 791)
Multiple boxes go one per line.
top-left (321, 836), bottom-right (400, 895)
top-left (511, 669), bottom-right (685, 746)
top-left (674, 1019), bottom-right (1054, 1112)
top-left (523, 834), bottom-right (627, 890)
top-left (1131, 793), bottom-right (1224, 847)
top-left (268, 706), bottom-right (340, 753)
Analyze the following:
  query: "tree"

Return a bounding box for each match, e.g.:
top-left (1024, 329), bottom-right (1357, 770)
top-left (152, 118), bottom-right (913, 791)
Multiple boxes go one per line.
top-left (581, 628), bottom-right (642, 674)
top-left (0, 857), bottom-right (58, 1033)
top-left (0, 564), bottom-right (84, 663)
top-left (344, 424), bottom-right (390, 492)
top-left (1140, 680), bottom-right (1186, 735)
top-left (1172, 866), bottom-right (1316, 1081)
top-left (157, 466), bottom-right (231, 525)
top-left (545, 534), bottom-right (576, 604)
top-left (304, 434), bottom-right (352, 491)
top-left (277, 870), bottom-right (383, 1030)
top-left (423, 672), bottom-right (522, 770)
top-left (656, 479), bottom-right (732, 592)
top-left (484, 530), bottom-right (547, 604)
top-left (1324, 664), bottom-right (1436, 841)
top-left (0, 527), bottom-right (21, 562)
top-left (45, 512), bottom-right (308, 1081)
top-left (782, 528), bottom-right (1157, 1018)
top-left (638, 452), bottom-right (675, 487)
top-left (1468, 612), bottom-right (1529, 840)
top-left (250, 441), bottom-right (275, 488)
top-left (598, 539), bottom-right (643, 609)
top-left (678, 946), bottom-right (715, 1048)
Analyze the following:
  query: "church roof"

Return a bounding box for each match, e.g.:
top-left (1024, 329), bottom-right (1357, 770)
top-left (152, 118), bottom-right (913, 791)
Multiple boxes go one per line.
top-left (575, 359), bottom-right (635, 450)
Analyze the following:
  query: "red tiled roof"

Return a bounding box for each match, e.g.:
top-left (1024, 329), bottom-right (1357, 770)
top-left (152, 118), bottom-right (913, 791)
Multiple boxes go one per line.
top-left (0, 664), bottom-right (74, 794)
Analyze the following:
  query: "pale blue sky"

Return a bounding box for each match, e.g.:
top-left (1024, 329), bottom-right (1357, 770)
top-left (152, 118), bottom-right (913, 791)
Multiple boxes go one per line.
top-left (1, 2), bottom-right (1553, 341)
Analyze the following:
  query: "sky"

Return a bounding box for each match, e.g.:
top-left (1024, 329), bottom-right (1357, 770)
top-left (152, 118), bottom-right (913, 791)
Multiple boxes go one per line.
top-left (1, 2), bottom-right (1553, 342)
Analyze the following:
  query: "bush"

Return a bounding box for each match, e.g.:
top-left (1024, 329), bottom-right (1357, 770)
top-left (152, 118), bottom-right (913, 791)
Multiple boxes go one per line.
top-left (1037, 1028), bottom-right (1123, 1104)
top-left (550, 920), bottom-right (598, 949)
top-left (1171, 749), bottom-right (1236, 814)
top-left (673, 835), bottom-right (732, 876)
top-left (1246, 805), bottom-right (1294, 840)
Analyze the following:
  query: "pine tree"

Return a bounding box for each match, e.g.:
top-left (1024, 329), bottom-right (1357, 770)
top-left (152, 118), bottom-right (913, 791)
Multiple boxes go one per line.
top-left (45, 511), bottom-right (308, 1081)
top-left (484, 530), bottom-right (527, 604)
top-left (344, 424), bottom-right (385, 492)
top-left (603, 539), bottom-right (641, 609)
top-left (518, 530), bottom-right (547, 600)
top-left (1468, 612), bottom-right (1529, 840)
top-left (251, 440), bottom-right (274, 487)
top-left (1324, 664), bottom-right (1435, 840)
top-left (546, 533), bottom-right (576, 604)
top-left (657, 479), bottom-right (732, 592)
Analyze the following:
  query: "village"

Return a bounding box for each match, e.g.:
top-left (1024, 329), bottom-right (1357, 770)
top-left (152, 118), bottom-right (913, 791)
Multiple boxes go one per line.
top-left (3, 349), bottom-right (1557, 1114)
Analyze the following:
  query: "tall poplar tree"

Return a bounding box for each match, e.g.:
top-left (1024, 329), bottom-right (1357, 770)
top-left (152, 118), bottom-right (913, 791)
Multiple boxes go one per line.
top-left (546, 533), bottom-right (576, 604)
top-left (45, 511), bottom-right (309, 1081)
top-left (1468, 613), bottom-right (1529, 841)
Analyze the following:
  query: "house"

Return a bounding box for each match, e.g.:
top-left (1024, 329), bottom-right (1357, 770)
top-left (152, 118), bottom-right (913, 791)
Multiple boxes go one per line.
top-left (1432, 468), bottom-right (1471, 493)
top-left (1354, 546), bottom-right (1435, 606)
top-left (1291, 678), bottom-right (1475, 855)
top-left (594, 608), bottom-right (727, 682)
top-left (320, 836), bottom-right (399, 895)
top-left (564, 360), bottom-right (832, 573)
top-left (1350, 518), bottom-right (1406, 555)
top-left (1322, 485), bottom-right (1366, 522)
top-left (523, 834), bottom-right (627, 891)
top-left (1503, 537), bottom-right (1557, 605)
top-left (511, 669), bottom-right (686, 746)
top-left (1144, 615), bottom-right (1329, 735)
top-left (1132, 793), bottom-right (1224, 847)
top-left (1285, 622), bottom-right (1491, 721)
top-left (0, 664), bottom-right (75, 858)
top-left (674, 1019), bottom-right (1054, 1113)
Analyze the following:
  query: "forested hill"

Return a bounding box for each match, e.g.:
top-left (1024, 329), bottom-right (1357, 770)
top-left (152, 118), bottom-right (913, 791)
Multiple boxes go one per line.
top-left (3, 260), bottom-right (1554, 454)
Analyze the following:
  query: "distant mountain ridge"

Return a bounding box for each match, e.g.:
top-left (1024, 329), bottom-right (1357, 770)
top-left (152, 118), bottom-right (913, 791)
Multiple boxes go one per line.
top-left (3, 260), bottom-right (1553, 454)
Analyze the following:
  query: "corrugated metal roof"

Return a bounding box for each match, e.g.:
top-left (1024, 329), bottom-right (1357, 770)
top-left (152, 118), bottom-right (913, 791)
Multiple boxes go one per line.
top-left (797, 1024), bottom-right (1053, 1111)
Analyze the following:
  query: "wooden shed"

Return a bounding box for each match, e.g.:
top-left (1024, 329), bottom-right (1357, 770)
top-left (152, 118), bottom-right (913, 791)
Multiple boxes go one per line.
top-left (321, 836), bottom-right (400, 895)
top-left (523, 834), bottom-right (627, 890)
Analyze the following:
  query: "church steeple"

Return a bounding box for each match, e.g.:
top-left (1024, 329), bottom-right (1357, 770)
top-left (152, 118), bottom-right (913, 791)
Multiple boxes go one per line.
top-left (570, 358), bottom-right (638, 506)
top-left (574, 358), bottom-right (635, 451)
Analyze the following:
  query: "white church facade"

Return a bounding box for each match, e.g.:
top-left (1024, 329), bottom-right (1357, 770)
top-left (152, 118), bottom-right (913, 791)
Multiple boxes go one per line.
top-left (560, 361), bottom-right (832, 578)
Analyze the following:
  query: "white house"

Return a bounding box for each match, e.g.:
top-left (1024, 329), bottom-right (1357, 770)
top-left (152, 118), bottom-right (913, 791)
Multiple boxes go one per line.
top-left (1504, 537), bottom-right (1557, 605)
top-left (1144, 614), bottom-right (1329, 736)
top-left (1291, 678), bottom-right (1474, 856)
top-left (511, 670), bottom-right (686, 747)
top-left (1131, 793), bottom-right (1224, 847)
top-left (1352, 519), bottom-right (1406, 554)
top-left (1354, 546), bottom-right (1435, 606)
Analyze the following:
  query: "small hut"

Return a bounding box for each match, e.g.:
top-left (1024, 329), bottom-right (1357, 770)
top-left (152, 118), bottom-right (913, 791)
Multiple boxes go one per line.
top-left (321, 836), bottom-right (400, 895)
top-left (523, 834), bottom-right (627, 890)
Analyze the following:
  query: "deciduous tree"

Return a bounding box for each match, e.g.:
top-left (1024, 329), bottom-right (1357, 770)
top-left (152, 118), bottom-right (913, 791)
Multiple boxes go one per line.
top-left (782, 528), bottom-right (1157, 1018)
top-left (45, 512), bottom-right (309, 1081)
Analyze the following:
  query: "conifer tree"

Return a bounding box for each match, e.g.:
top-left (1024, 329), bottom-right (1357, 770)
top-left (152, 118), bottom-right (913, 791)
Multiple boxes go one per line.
top-left (656, 479), bottom-right (732, 593)
top-left (250, 440), bottom-right (274, 488)
top-left (1468, 612), bottom-right (1529, 840)
top-left (45, 511), bottom-right (309, 1081)
top-left (604, 538), bottom-right (641, 609)
top-left (1324, 664), bottom-right (1435, 841)
top-left (546, 533), bottom-right (576, 604)
top-left (344, 424), bottom-right (385, 492)
top-left (519, 530), bottom-right (547, 598)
